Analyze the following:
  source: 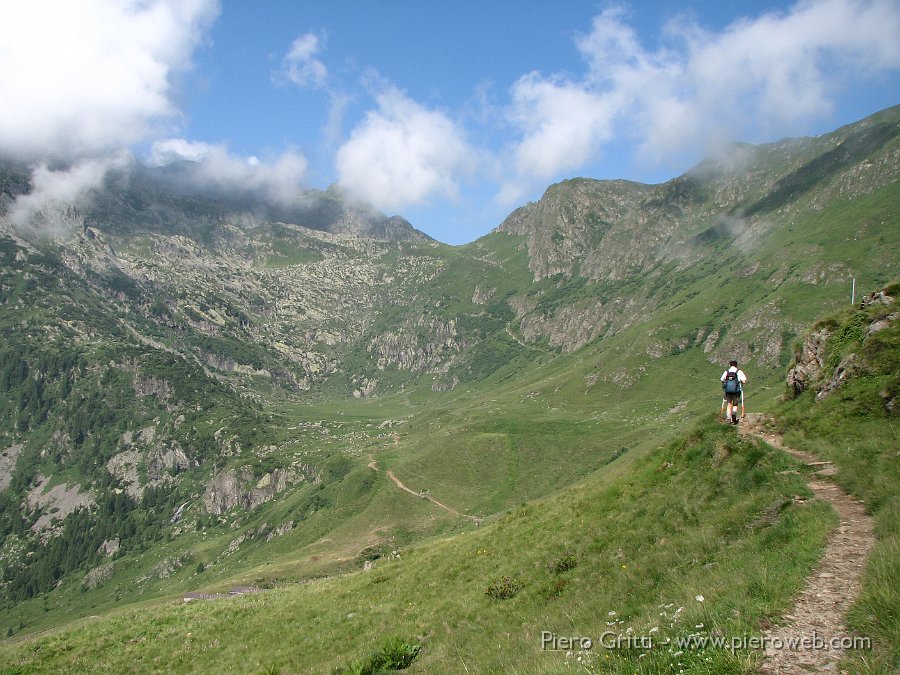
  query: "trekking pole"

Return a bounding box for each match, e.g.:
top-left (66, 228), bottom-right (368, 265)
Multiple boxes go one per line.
top-left (741, 390), bottom-right (745, 419)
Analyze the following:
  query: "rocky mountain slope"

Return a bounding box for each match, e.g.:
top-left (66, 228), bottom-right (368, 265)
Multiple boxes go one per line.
top-left (0, 158), bottom-right (428, 242)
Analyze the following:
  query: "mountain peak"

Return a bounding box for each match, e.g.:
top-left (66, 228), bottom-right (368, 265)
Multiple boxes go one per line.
top-left (0, 156), bottom-right (430, 243)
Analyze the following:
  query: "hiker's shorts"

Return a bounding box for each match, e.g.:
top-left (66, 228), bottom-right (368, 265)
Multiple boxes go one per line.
top-left (724, 392), bottom-right (741, 404)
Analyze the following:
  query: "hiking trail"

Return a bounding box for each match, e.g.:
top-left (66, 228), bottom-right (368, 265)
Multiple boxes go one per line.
top-left (367, 455), bottom-right (481, 523)
top-left (740, 413), bottom-right (875, 675)
top-left (505, 323), bottom-right (544, 352)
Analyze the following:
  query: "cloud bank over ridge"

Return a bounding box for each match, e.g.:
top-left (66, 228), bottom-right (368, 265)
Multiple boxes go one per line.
top-left (2, 0), bottom-right (900, 237)
top-left (498, 0), bottom-right (900, 203)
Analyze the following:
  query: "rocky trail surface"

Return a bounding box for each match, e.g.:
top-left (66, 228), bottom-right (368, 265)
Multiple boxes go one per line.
top-left (741, 414), bottom-right (875, 674)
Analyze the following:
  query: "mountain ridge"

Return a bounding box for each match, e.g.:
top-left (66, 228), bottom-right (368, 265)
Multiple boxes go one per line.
top-left (0, 157), bottom-right (430, 243)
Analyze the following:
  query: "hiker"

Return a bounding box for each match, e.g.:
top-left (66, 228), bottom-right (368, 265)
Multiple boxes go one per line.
top-left (720, 360), bottom-right (748, 424)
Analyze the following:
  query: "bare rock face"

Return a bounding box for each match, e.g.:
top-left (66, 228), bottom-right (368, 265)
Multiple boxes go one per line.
top-left (27, 476), bottom-right (94, 534)
top-left (352, 378), bottom-right (378, 398)
top-left (861, 290), bottom-right (895, 309)
top-left (106, 429), bottom-right (195, 498)
top-left (266, 520), bottom-right (294, 541)
top-left (82, 562), bottom-right (114, 589)
top-left (431, 375), bottom-right (459, 392)
top-left (98, 538), bottom-right (120, 557)
top-left (368, 317), bottom-right (463, 372)
top-left (0, 443), bottom-right (24, 491)
top-left (202, 468), bottom-right (250, 515)
top-left (520, 302), bottom-right (608, 352)
top-left (148, 556), bottom-right (191, 580)
top-left (146, 445), bottom-right (193, 482)
top-left (817, 353), bottom-right (861, 400)
top-left (202, 465), bottom-right (315, 515)
top-left (787, 328), bottom-right (832, 396)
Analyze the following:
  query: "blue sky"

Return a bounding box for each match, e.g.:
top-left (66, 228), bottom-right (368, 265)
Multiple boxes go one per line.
top-left (3, 1), bottom-right (900, 243)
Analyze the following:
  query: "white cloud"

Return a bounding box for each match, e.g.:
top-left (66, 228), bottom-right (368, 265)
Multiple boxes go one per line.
top-left (148, 138), bottom-right (214, 164)
top-left (335, 87), bottom-right (475, 212)
top-left (280, 32), bottom-right (328, 88)
top-left (9, 153), bottom-right (132, 231)
top-left (149, 139), bottom-right (308, 205)
top-left (655, 0), bottom-right (900, 151)
top-left (509, 73), bottom-right (616, 180)
top-left (502, 0), bottom-right (900, 194)
top-left (0, 0), bottom-right (219, 161)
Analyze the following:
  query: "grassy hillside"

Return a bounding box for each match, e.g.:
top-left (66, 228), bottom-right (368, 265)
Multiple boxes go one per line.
top-left (3, 284), bottom-right (896, 673)
top-left (0, 417), bottom-right (834, 674)
top-left (0, 107), bottom-right (898, 670)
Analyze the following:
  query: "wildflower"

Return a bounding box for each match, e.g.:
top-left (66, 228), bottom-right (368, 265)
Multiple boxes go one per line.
top-left (649, 627), bottom-right (659, 634)
top-left (608, 611), bottom-right (617, 617)
top-left (695, 595), bottom-right (704, 602)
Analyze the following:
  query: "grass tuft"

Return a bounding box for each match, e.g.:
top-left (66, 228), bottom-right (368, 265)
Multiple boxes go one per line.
top-left (341, 637), bottom-right (421, 674)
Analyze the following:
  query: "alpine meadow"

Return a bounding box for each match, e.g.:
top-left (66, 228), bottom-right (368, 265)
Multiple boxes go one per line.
top-left (0, 98), bottom-right (899, 675)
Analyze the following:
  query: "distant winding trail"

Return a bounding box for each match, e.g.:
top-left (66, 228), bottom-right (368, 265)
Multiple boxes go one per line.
top-left (741, 414), bottom-right (875, 675)
top-left (368, 456), bottom-right (480, 523)
top-left (505, 323), bottom-right (545, 352)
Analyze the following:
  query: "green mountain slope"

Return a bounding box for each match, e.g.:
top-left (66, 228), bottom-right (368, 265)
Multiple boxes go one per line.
top-left (0, 105), bottom-right (898, 669)
top-left (3, 283), bottom-right (896, 673)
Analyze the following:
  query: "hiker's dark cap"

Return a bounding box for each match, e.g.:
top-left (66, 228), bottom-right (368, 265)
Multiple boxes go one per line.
top-left (729, 360), bottom-right (738, 366)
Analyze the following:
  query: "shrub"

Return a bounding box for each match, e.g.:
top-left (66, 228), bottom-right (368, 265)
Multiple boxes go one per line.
top-left (547, 550), bottom-right (578, 574)
top-left (485, 575), bottom-right (522, 600)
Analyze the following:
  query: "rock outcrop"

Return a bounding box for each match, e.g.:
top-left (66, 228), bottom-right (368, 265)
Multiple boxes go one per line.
top-left (202, 465), bottom-right (317, 515)
top-left (787, 288), bottom-right (896, 399)
top-left (368, 317), bottom-right (463, 372)
top-left (787, 328), bottom-right (833, 396)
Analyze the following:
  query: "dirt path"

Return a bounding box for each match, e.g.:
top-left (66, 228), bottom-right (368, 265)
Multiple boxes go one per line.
top-left (740, 414), bottom-right (875, 675)
top-left (368, 456), bottom-right (481, 523)
top-left (505, 323), bottom-right (544, 352)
